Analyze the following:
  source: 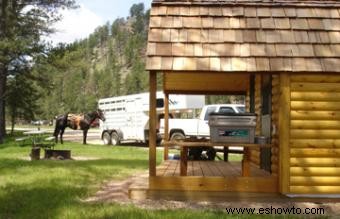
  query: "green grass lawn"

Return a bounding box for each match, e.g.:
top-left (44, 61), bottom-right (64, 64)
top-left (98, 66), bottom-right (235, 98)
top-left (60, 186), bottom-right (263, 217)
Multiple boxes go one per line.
top-left (0, 134), bottom-right (272, 219)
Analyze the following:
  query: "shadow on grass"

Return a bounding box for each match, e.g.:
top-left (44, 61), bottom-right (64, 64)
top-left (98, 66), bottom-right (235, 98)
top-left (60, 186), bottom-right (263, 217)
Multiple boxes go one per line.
top-left (0, 184), bottom-right (84, 219)
top-left (0, 158), bottom-right (149, 218)
top-left (0, 158), bottom-right (149, 173)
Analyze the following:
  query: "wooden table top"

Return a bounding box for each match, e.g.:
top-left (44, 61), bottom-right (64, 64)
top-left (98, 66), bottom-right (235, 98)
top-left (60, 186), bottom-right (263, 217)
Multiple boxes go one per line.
top-left (162, 140), bottom-right (272, 148)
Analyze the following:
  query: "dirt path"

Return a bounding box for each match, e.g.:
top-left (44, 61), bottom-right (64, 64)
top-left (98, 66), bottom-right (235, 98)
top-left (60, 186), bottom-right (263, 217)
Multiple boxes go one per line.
top-left (84, 172), bottom-right (340, 216)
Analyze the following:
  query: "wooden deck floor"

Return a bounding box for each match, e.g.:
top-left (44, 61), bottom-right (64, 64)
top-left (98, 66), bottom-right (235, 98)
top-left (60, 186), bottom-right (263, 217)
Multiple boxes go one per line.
top-left (156, 160), bottom-right (271, 177)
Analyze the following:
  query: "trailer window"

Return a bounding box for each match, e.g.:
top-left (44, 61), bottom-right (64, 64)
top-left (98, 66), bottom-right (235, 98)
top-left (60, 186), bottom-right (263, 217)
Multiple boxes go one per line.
top-left (156, 98), bottom-right (164, 108)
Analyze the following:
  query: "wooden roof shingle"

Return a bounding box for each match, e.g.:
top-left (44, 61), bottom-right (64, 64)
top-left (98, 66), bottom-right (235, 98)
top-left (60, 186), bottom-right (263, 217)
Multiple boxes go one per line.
top-left (146, 0), bottom-right (340, 72)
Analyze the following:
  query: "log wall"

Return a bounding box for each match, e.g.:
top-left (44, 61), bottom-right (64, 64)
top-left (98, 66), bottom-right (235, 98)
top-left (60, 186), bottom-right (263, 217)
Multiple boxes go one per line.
top-left (289, 74), bottom-right (340, 194)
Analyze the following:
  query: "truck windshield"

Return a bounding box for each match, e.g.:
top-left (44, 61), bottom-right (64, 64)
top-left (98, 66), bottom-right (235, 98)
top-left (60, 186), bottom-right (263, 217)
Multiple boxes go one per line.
top-left (237, 107), bottom-right (245, 113)
top-left (204, 106), bottom-right (217, 120)
top-left (218, 107), bottom-right (235, 113)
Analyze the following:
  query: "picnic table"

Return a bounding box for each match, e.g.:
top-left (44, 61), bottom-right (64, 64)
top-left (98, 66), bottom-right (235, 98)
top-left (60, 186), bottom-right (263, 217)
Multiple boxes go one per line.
top-left (15, 130), bottom-right (55, 148)
top-left (17, 130), bottom-right (55, 160)
top-left (162, 140), bottom-right (272, 177)
top-left (23, 130), bottom-right (46, 146)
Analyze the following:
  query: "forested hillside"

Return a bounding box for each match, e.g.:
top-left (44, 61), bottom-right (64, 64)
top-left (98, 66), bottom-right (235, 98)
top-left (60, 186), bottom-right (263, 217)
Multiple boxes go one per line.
top-left (5, 2), bottom-right (242, 125)
top-left (32, 3), bottom-right (150, 119)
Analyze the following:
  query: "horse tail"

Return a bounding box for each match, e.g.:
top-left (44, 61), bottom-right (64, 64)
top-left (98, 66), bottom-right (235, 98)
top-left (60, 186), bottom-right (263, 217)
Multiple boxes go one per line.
top-left (53, 113), bottom-right (68, 137)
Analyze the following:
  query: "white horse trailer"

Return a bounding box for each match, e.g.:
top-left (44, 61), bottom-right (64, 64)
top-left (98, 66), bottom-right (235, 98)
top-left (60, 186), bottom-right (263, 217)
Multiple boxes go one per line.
top-left (98, 92), bottom-right (205, 145)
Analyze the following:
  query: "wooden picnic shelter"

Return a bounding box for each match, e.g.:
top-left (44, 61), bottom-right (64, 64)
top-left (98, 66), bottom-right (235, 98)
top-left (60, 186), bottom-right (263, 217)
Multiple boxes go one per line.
top-left (140, 0), bottom-right (340, 199)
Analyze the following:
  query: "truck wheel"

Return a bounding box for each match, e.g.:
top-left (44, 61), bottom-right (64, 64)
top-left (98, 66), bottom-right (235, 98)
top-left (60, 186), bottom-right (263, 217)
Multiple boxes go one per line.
top-left (170, 132), bottom-right (185, 142)
top-left (102, 132), bottom-right (111, 145)
top-left (111, 132), bottom-right (120, 146)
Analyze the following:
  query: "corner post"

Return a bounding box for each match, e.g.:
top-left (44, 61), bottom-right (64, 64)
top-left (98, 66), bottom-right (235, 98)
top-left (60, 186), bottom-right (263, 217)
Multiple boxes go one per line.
top-left (163, 93), bottom-right (169, 160)
top-left (149, 71), bottom-right (157, 177)
top-left (279, 73), bottom-right (290, 194)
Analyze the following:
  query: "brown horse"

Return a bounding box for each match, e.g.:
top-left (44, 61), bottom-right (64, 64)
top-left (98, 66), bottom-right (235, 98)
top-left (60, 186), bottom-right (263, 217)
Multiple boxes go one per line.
top-left (54, 109), bottom-right (105, 144)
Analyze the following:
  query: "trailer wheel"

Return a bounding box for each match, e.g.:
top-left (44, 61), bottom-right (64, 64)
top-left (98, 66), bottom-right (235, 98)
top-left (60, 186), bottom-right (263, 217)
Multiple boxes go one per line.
top-left (170, 132), bottom-right (185, 142)
top-left (102, 132), bottom-right (111, 145)
top-left (111, 132), bottom-right (120, 146)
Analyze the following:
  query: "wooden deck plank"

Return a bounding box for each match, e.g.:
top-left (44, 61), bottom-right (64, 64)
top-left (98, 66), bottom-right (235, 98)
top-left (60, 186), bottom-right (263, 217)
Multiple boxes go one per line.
top-left (163, 160), bottom-right (177, 176)
top-left (158, 161), bottom-right (271, 177)
top-left (157, 160), bottom-right (169, 176)
top-left (207, 162), bottom-right (224, 177)
top-left (193, 161), bottom-right (203, 176)
top-left (200, 161), bottom-right (215, 176)
top-left (174, 160), bottom-right (179, 176)
top-left (220, 161), bottom-right (242, 177)
top-left (188, 160), bottom-right (194, 176)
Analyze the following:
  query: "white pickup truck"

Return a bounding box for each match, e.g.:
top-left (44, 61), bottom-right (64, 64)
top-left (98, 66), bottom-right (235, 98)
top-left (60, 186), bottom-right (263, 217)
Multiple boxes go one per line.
top-left (160, 104), bottom-right (245, 141)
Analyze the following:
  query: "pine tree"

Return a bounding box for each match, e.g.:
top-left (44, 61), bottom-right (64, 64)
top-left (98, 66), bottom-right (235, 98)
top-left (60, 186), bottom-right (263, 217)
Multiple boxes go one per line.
top-left (0, 0), bottom-right (77, 143)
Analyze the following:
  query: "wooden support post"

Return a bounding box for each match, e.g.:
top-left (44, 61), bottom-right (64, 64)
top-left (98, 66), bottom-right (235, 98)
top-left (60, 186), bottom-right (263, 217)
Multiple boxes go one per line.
top-left (242, 147), bottom-right (250, 177)
top-left (180, 146), bottom-right (188, 176)
top-left (223, 146), bottom-right (229, 162)
top-left (249, 74), bottom-right (255, 113)
top-left (279, 73), bottom-right (290, 194)
top-left (149, 71), bottom-right (157, 177)
top-left (164, 93), bottom-right (169, 160)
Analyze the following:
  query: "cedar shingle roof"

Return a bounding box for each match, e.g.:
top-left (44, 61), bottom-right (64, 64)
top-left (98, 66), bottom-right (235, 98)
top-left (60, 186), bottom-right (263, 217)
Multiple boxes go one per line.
top-left (146, 0), bottom-right (340, 72)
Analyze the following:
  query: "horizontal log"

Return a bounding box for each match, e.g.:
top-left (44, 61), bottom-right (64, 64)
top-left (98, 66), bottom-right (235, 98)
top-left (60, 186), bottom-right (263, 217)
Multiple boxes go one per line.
top-left (272, 84), bottom-right (280, 90)
top-left (149, 176), bottom-right (278, 193)
top-left (290, 130), bottom-right (340, 139)
top-left (271, 147), bottom-right (279, 155)
top-left (291, 148), bottom-right (340, 157)
top-left (291, 176), bottom-right (340, 186)
top-left (271, 113), bottom-right (279, 120)
top-left (290, 139), bottom-right (340, 148)
top-left (291, 110), bottom-right (340, 120)
top-left (290, 75), bottom-right (340, 83)
top-left (290, 167), bottom-right (340, 176)
top-left (250, 158), bottom-right (260, 166)
top-left (271, 105), bottom-right (281, 112)
top-left (290, 186), bottom-right (340, 194)
top-left (271, 114), bottom-right (278, 121)
top-left (272, 79), bottom-right (279, 84)
top-left (291, 120), bottom-right (340, 130)
top-left (271, 96), bottom-right (280, 104)
top-left (271, 133), bottom-right (279, 140)
top-left (290, 157), bottom-right (340, 167)
top-left (271, 164), bottom-right (278, 173)
top-left (291, 82), bottom-right (340, 92)
top-left (271, 155), bottom-right (278, 163)
top-left (291, 101), bottom-right (340, 111)
top-left (291, 92), bottom-right (340, 102)
top-left (272, 88), bottom-right (280, 96)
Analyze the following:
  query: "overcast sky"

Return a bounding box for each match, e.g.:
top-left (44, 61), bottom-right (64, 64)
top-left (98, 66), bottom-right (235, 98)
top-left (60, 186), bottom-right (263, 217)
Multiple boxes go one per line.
top-left (48, 0), bottom-right (152, 45)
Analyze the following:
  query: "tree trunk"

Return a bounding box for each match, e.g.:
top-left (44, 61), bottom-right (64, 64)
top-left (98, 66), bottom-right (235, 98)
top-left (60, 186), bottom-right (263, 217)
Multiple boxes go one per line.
top-left (0, 69), bottom-right (6, 144)
top-left (0, 0), bottom-right (8, 144)
top-left (10, 110), bottom-right (15, 135)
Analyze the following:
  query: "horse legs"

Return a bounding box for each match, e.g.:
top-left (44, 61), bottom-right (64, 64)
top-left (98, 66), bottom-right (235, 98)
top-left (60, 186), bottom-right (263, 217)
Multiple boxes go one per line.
top-left (54, 127), bottom-right (60, 144)
top-left (60, 128), bottom-right (65, 144)
top-left (54, 129), bottom-right (59, 143)
top-left (83, 129), bottom-right (88, 145)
